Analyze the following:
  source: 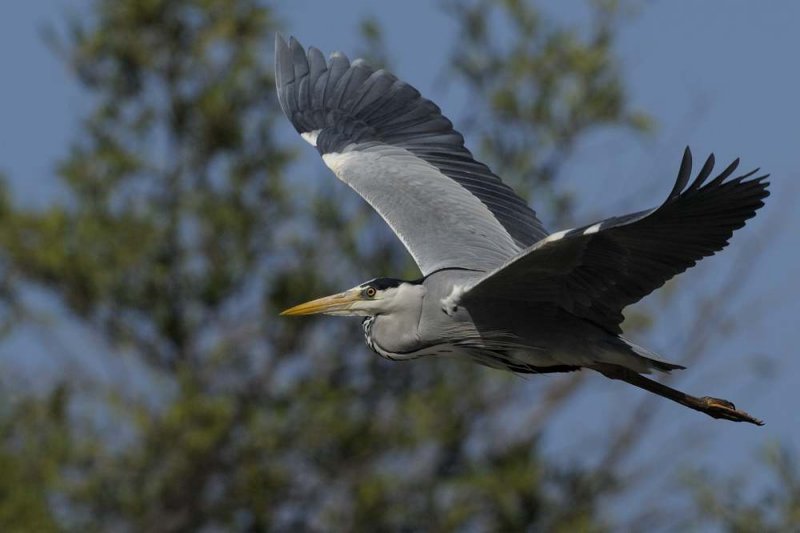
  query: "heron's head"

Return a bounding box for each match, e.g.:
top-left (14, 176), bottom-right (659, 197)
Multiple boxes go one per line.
top-left (280, 277), bottom-right (422, 317)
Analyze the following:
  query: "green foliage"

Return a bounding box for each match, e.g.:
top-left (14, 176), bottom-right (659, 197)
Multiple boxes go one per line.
top-left (35, 0), bottom-right (289, 364)
top-left (0, 387), bottom-right (70, 533)
top-left (685, 445), bottom-right (800, 532)
top-left (445, 0), bottom-right (652, 224)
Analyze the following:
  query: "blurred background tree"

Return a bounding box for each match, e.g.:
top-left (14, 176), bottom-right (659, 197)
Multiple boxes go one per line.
top-left (0, 0), bottom-right (796, 531)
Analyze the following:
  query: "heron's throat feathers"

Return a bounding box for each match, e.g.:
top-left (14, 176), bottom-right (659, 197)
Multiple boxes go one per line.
top-left (362, 283), bottom-right (426, 357)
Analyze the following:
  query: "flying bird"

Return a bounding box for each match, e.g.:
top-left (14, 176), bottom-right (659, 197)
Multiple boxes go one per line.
top-left (275, 35), bottom-right (769, 425)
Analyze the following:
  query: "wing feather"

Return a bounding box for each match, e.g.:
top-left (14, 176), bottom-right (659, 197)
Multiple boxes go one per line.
top-left (275, 34), bottom-right (548, 275)
top-left (462, 148), bottom-right (770, 333)
top-left (321, 144), bottom-right (521, 274)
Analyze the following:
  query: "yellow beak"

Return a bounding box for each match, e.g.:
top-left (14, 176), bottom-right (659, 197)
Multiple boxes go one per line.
top-left (280, 289), bottom-right (362, 316)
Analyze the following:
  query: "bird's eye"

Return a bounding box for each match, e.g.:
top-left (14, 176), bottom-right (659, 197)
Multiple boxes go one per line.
top-left (365, 287), bottom-right (377, 298)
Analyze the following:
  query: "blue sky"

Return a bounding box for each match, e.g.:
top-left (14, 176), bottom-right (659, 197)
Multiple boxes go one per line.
top-left (2, 0), bottom-right (799, 519)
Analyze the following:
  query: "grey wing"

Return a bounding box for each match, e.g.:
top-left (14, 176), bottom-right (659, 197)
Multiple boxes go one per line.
top-left (461, 148), bottom-right (770, 333)
top-left (275, 35), bottom-right (548, 275)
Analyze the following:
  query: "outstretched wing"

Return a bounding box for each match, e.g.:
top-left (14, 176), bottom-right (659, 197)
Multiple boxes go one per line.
top-left (275, 35), bottom-right (548, 275)
top-left (461, 148), bottom-right (770, 333)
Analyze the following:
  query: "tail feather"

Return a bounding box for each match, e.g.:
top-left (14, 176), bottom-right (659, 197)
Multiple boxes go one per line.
top-left (622, 337), bottom-right (686, 372)
top-left (594, 337), bottom-right (685, 374)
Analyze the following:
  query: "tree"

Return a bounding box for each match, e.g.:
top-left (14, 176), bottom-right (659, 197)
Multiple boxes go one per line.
top-left (686, 445), bottom-right (800, 532)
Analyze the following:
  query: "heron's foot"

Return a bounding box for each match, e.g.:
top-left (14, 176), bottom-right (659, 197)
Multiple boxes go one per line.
top-left (699, 396), bottom-right (764, 426)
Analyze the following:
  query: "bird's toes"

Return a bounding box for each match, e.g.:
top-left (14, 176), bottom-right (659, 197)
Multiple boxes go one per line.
top-left (700, 396), bottom-right (736, 410)
top-left (699, 396), bottom-right (764, 426)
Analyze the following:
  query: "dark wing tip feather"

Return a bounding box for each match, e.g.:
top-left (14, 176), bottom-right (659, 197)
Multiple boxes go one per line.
top-left (687, 153), bottom-right (715, 192)
top-left (668, 146), bottom-right (693, 200)
top-left (708, 157), bottom-right (740, 187)
top-left (274, 33), bottom-right (292, 84)
top-left (307, 46), bottom-right (326, 78)
top-left (289, 36), bottom-right (309, 79)
top-left (733, 167), bottom-right (761, 182)
top-left (667, 148), bottom-right (769, 207)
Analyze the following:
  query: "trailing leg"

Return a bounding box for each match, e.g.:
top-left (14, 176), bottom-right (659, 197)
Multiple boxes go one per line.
top-left (591, 363), bottom-right (763, 425)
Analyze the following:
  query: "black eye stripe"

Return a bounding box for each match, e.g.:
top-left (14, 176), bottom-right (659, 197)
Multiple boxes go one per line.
top-left (359, 276), bottom-right (423, 294)
top-left (365, 277), bottom-right (403, 291)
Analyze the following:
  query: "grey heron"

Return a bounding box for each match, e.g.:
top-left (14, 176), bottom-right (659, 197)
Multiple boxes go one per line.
top-left (275, 35), bottom-right (768, 425)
